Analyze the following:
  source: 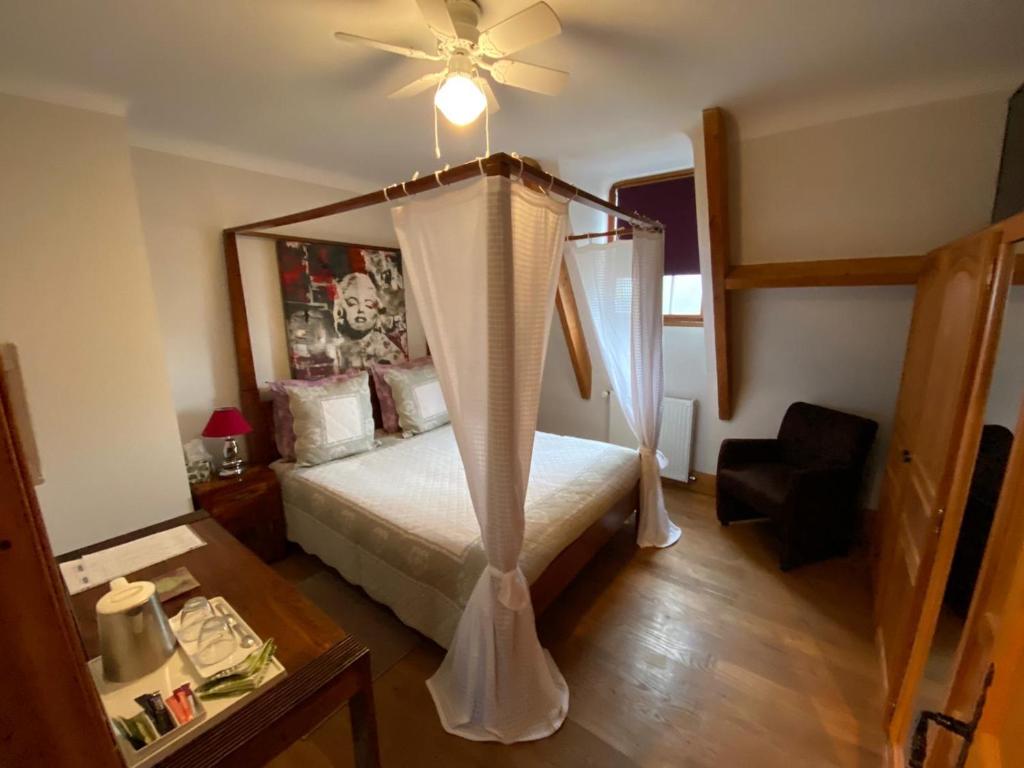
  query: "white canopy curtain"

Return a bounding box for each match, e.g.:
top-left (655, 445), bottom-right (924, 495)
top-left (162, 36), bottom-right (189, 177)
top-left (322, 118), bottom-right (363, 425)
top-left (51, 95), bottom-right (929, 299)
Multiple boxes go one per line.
top-left (391, 175), bottom-right (569, 742)
top-left (570, 232), bottom-right (682, 548)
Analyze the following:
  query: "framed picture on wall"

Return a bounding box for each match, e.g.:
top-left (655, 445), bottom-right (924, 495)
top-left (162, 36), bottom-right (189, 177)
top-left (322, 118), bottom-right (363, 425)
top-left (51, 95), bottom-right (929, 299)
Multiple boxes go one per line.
top-left (275, 240), bottom-right (408, 378)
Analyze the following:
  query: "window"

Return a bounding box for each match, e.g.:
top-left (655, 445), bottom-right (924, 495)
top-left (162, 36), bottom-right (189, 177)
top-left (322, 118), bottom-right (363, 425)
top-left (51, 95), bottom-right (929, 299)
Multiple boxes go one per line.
top-left (610, 170), bottom-right (702, 327)
top-left (663, 274), bottom-right (702, 317)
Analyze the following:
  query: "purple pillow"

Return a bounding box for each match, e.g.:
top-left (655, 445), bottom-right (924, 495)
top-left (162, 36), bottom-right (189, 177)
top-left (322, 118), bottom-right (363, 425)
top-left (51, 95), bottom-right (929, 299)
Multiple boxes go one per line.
top-left (269, 371), bottom-right (363, 460)
top-left (370, 356), bottom-right (433, 432)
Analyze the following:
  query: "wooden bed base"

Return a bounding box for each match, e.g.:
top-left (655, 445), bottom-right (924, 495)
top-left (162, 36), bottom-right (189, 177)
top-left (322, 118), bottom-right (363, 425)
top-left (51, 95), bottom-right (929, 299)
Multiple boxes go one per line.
top-left (530, 481), bottom-right (640, 616)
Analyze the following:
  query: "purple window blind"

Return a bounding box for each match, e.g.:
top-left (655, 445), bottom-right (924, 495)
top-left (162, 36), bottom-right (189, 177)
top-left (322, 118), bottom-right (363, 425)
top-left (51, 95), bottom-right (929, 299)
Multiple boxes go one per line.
top-left (616, 175), bottom-right (699, 275)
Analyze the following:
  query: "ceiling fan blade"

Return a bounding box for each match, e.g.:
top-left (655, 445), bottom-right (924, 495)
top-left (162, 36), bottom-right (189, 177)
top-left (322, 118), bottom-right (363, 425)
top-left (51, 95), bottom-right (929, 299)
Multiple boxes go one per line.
top-left (414, 0), bottom-right (457, 39)
top-left (478, 79), bottom-right (501, 114)
top-left (478, 2), bottom-right (561, 58)
top-left (334, 31), bottom-right (441, 61)
top-left (489, 59), bottom-right (568, 96)
top-left (389, 72), bottom-right (445, 99)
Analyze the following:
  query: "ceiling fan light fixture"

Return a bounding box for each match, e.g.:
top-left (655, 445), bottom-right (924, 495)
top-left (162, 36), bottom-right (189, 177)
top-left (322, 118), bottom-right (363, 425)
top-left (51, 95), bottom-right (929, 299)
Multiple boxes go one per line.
top-left (434, 72), bottom-right (486, 126)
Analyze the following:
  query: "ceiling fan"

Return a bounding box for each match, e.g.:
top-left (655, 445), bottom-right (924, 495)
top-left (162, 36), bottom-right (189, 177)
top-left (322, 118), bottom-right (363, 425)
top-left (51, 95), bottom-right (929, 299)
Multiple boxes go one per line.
top-left (334, 0), bottom-right (568, 127)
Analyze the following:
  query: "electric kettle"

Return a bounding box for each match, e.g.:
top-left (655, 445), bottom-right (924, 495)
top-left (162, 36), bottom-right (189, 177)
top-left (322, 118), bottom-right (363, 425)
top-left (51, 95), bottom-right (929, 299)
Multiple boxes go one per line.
top-left (96, 577), bottom-right (176, 682)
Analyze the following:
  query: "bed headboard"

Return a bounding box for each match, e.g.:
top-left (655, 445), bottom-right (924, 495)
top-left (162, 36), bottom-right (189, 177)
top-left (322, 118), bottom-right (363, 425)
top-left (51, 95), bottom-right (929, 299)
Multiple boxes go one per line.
top-left (223, 231), bottom-right (394, 466)
top-left (257, 397), bottom-right (279, 463)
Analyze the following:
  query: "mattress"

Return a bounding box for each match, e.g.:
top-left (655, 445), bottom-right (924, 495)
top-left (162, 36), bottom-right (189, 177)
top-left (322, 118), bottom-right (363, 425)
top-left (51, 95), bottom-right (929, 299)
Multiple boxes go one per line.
top-left (273, 425), bottom-right (639, 647)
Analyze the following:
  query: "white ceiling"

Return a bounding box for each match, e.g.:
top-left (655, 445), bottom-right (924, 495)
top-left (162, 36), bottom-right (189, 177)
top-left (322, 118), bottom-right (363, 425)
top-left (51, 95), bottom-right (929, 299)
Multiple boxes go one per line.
top-left (1, 0), bottom-right (1022, 189)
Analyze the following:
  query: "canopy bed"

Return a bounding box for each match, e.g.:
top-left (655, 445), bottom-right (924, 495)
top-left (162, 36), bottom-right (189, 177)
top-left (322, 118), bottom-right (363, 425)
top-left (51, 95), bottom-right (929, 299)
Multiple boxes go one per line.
top-left (221, 151), bottom-right (681, 744)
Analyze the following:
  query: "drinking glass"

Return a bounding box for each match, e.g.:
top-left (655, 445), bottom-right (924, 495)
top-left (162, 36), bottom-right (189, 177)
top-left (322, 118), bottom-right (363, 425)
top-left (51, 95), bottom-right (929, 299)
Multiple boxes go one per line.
top-left (178, 597), bottom-right (214, 643)
top-left (195, 617), bottom-right (237, 666)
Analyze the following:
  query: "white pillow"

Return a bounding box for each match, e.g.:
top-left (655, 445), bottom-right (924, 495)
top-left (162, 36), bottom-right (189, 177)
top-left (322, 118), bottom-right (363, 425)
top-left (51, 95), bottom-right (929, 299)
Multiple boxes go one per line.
top-left (287, 372), bottom-right (375, 466)
top-left (382, 363), bottom-right (450, 435)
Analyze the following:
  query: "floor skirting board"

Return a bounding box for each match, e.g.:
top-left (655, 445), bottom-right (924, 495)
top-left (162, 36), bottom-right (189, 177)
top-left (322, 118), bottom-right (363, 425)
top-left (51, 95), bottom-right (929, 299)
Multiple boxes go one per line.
top-left (663, 471), bottom-right (716, 497)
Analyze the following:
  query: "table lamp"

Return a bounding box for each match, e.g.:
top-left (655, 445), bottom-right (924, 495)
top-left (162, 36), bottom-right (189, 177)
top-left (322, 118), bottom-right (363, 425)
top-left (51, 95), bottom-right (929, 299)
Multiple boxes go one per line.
top-left (201, 407), bottom-right (252, 478)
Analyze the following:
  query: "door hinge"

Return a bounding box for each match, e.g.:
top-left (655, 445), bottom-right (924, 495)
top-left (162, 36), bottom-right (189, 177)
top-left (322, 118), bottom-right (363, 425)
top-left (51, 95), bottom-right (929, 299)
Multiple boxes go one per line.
top-left (934, 507), bottom-right (946, 534)
top-left (908, 664), bottom-right (994, 768)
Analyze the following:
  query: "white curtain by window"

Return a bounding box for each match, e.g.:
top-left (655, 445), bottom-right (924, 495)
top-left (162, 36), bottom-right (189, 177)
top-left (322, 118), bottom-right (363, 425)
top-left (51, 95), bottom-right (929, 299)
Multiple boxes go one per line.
top-left (391, 176), bottom-right (569, 743)
top-left (570, 232), bottom-right (682, 548)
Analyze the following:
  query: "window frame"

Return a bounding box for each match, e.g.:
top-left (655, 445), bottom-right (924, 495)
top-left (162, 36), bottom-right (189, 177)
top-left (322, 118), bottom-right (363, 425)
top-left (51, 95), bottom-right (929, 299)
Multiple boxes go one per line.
top-left (609, 169), bottom-right (703, 328)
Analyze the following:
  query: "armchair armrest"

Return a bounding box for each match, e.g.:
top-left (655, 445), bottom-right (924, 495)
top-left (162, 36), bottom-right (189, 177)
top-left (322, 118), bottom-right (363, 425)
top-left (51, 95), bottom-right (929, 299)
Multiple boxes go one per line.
top-left (717, 438), bottom-right (780, 472)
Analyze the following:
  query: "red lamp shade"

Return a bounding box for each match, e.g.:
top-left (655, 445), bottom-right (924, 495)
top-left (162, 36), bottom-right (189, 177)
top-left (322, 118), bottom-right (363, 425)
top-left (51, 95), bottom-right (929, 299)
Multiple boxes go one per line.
top-left (201, 407), bottom-right (252, 438)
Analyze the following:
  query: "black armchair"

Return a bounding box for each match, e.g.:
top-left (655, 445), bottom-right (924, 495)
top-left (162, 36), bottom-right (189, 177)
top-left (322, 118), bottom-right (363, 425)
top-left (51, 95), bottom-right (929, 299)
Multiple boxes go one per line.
top-left (716, 402), bottom-right (878, 570)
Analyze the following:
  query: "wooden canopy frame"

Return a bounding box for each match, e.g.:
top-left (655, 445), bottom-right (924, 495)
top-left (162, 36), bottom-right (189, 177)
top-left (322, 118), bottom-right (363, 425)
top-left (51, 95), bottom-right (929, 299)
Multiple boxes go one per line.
top-left (223, 151), bottom-right (662, 463)
top-left (222, 150), bottom-right (654, 641)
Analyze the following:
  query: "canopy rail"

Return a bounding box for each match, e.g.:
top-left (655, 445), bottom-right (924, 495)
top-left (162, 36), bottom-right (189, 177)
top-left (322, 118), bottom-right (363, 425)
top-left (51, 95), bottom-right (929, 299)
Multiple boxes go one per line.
top-left (224, 151), bottom-right (664, 461)
top-left (226, 152), bottom-right (662, 235)
top-left (233, 230), bottom-right (391, 251)
top-left (566, 227), bottom-right (632, 242)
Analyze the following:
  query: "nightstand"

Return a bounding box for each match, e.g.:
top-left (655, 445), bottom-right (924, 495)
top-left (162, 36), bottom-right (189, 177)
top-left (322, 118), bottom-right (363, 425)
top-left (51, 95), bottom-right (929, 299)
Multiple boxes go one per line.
top-left (190, 466), bottom-right (287, 562)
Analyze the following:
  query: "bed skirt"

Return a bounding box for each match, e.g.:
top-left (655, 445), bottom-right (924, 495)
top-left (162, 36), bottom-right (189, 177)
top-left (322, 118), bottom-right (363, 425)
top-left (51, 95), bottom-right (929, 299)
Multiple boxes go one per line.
top-left (284, 501), bottom-right (464, 648)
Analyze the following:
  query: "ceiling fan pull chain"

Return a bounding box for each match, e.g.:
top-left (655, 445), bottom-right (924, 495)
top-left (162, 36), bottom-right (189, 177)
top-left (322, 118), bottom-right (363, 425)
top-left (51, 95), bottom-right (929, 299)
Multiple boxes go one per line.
top-left (433, 102), bottom-right (442, 159)
top-left (484, 100), bottom-right (490, 158)
top-left (433, 75), bottom-right (445, 159)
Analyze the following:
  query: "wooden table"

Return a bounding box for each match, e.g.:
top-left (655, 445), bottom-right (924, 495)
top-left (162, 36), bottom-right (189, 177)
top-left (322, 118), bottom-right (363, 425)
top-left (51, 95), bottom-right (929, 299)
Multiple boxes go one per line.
top-left (68, 516), bottom-right (380, 768)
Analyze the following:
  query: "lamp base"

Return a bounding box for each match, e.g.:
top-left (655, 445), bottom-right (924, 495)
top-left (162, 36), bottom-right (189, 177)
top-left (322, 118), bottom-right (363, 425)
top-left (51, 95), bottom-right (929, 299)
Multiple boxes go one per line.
top-left (218, 460), bottom-right (245, 479)
top-left (218, 436), bottom-right (246, 478)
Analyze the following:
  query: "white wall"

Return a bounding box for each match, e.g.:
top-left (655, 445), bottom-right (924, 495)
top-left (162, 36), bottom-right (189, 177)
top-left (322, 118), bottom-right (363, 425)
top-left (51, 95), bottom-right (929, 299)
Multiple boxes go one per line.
top-left (0, 94), bottom-right (192, 553)
top-left (700, 90), bottom-right (1008, 501)
top-left (540, 90), bottom-right (1010, 504)
top-left (130, 149), bottom-right (426, 445)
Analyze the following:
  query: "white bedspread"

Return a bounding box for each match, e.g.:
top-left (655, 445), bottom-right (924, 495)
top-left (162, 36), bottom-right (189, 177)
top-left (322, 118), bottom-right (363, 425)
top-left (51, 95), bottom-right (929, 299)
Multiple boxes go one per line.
top-left (273, 425), bottom-right (639, 647)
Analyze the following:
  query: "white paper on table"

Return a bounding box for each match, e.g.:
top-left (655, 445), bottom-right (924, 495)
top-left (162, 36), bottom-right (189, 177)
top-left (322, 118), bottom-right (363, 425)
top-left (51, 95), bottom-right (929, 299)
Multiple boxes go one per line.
top-left (60, 525), bottom-right (206, 595)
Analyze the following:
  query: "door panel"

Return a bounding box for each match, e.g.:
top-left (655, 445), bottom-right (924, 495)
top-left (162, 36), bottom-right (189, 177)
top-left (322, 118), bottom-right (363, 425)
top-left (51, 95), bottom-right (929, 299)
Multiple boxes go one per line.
top-left (933, 399), bottom-right (1024, 768)
top-left (0, 362), bottom-right (122, 765)
top-left (873, 230), bottom-right (1010, 752)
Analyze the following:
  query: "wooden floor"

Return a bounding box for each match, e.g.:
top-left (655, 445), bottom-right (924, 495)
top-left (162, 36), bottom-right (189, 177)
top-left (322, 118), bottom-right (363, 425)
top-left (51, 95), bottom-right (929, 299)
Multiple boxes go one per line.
top-left (268, 486), bottom-right (887, 768)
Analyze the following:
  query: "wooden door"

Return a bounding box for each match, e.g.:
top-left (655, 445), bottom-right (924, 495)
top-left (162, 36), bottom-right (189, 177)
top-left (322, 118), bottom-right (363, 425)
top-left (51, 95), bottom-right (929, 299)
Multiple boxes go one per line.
top-left (0, 365), bottom-right (121, 765)
top-left (873, 231), bottom-right (1012, 755)
top-left (921, 398), bottom-right (1024, 767)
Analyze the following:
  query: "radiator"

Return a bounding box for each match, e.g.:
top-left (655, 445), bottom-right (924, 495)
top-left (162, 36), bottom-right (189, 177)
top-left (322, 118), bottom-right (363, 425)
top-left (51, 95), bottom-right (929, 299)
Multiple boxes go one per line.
top-left (607, 394), bottom-right (695, 483)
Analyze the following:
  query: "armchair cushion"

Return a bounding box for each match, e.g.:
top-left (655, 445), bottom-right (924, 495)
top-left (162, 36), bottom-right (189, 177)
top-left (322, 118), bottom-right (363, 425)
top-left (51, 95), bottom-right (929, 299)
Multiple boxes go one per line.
top-left (717, 462), bottom-right (794, 515)
top-left (717, 438), bottom-right (780, 470)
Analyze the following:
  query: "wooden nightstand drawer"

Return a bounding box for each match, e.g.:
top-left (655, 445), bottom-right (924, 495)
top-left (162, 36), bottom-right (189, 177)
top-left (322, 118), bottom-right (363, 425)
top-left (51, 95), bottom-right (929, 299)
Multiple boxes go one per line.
top-left (190, 466), bottom-right (286, 562)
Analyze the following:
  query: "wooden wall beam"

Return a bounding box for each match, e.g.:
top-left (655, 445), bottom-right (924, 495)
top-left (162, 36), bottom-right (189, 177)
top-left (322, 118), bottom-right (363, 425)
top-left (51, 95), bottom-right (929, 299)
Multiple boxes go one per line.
top-left (555, 260), bottom-right (593, 399)
top-left (703, 107), bottom-right (733, 421)
top-left (725, 255), bottom-right (926, 290)
top-left (721, 250), bottom-right (1022, 289)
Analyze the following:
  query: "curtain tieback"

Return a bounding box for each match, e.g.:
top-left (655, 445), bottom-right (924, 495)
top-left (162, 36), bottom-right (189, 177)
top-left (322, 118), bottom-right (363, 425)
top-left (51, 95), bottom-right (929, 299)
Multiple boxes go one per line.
top-left (487, 564), bottom-right (530, 611)
top-left (638, 446), bottom-right (669, 471)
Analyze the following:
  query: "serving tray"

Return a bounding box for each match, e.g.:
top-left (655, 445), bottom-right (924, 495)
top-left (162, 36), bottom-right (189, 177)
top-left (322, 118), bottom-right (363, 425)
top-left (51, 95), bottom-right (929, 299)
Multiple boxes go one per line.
top-left (169, 595), bottom-right (264, 679)
top-left (88, 598), bottom-right (285, 768)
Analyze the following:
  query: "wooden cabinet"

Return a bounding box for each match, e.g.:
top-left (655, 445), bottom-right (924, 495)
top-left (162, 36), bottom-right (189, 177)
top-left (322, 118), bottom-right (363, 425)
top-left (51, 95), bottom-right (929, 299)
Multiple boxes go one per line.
top-left (190, 466), bottom-right (286, 562)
